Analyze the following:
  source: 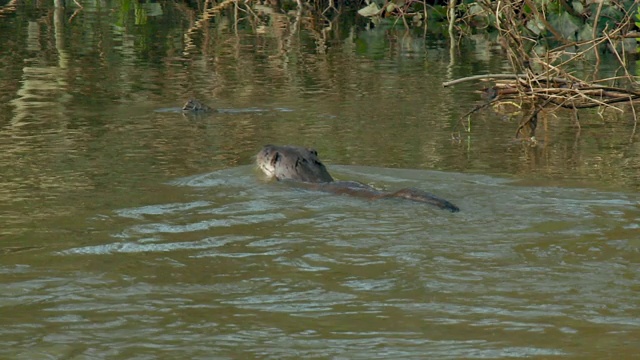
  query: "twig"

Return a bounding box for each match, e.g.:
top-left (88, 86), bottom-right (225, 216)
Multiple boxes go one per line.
top-left (630, 103), bottom-right (638, 143)
top-left (443, 74), bottom-right (527, 87)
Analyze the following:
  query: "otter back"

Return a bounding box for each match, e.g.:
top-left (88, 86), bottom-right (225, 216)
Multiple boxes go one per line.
top-left (255, 144), bottom-right (459, 212)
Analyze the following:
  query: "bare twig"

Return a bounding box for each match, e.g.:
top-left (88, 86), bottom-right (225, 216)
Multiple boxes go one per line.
top-left (449, 0), bottom-right (640, 138)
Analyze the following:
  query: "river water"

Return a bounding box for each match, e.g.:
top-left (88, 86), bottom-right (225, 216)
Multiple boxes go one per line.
top-left (1, 1), bottom-right (639, 359)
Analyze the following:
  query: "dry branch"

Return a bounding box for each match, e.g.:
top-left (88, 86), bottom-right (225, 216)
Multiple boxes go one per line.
top-left (448, 0), bottom-right (640, 139)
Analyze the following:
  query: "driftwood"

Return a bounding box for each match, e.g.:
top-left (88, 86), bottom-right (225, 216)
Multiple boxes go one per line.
top-left (446, 72), bottom-right (640, 139)
top-left (445, 74), bottom-right (640, 109)
top-left (445, 0), bottom-right (640, 140)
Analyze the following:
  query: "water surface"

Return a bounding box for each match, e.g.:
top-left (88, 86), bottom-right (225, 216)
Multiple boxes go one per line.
top-left (1, 1), bottom-right (639, 359)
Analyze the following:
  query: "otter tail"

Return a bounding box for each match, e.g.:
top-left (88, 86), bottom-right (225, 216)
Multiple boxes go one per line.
top-left (389, 188), bottom-right (460, 213)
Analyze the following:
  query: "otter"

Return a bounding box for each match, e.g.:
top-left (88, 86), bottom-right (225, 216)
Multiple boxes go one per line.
top-left (256, 145), bottom-right (460, 212)
top-left (182, 99), bottom-right (213, 112)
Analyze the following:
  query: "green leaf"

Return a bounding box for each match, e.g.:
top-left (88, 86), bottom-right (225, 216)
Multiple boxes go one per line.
top-left (572, 0), bottom-right (584, 14)
top-left (358, 2), bottom-right (381, 17)
top-left (577, 23), bottom-right (593, 41)
top-left (525, 17), bottom-right (545, 36)
top-left (386, 2), bottom-right (397, 13)
top-left (548, 11), bottom-right (580, 40)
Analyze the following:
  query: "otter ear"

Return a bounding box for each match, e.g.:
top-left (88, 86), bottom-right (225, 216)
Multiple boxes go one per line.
top-left (271, 151), bottom-right (280, 165)
top-left (308, 148), bottom-right (318, 156)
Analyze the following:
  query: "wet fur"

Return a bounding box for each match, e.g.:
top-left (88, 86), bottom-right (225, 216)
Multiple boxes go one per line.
top-left (182, 99), bottom-right (212, 112)
top-left (257, 145), bottom-right (334, 183)
top-left (256, 144), bottom-right (459, 212)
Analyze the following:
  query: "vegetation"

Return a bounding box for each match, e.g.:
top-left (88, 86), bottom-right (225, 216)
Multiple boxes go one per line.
top-left (445, 0), bottom-right (640, 140)
top-left (340, 0), bottom-right (640, 140)
top-left (158, 0), bottom-right (640, 139)
top-left (3, 0), bottom-right (638, 140)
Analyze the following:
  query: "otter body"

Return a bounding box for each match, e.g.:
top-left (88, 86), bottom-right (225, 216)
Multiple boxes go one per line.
top-left (182, 99), bottom-right (213, 112)
top-left (256, 145), bottom-right (460, 212)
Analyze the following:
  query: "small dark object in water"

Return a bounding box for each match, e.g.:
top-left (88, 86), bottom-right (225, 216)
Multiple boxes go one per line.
top-left (182, 99), bottom-right (213, 112)
top-left (256, 144), bottom-right (460, 212)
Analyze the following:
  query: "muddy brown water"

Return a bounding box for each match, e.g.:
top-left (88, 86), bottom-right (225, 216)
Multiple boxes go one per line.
top-left (1, 2), bottom-right (639, 359)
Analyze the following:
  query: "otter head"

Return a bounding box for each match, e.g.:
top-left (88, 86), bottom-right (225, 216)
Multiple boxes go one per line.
top-left (256, 145), bottom-right (334, 183)
top-left (182, 99), bottom-right (212, 112)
